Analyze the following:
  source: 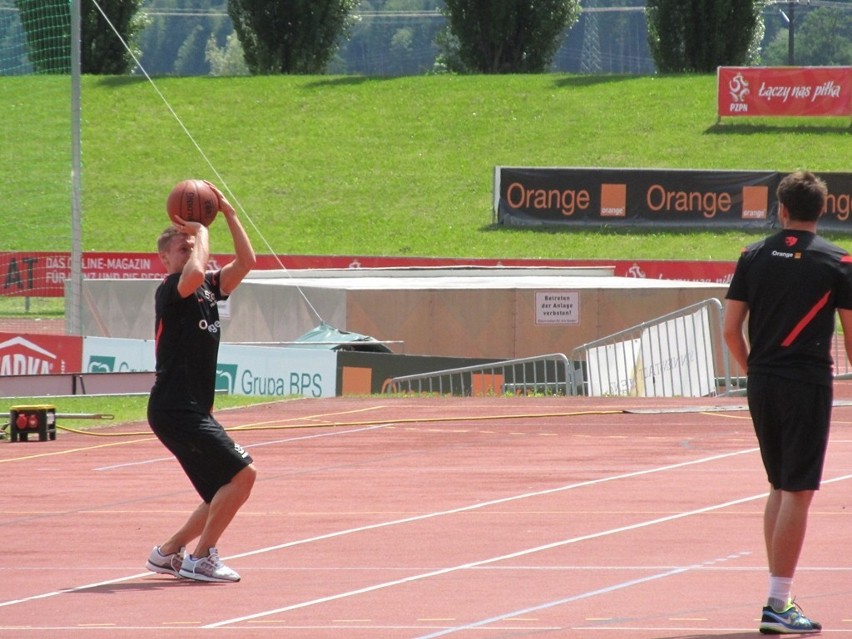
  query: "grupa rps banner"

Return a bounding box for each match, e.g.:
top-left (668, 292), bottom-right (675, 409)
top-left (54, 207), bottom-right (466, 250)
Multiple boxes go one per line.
top-left (718, 66), bottom-right (852, 118)
top-left (80, 336), bottom-right (337, 398)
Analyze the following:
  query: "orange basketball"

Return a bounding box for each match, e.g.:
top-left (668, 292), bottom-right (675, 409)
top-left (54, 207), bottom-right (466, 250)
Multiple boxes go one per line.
top-left (166, 179), bottom-right (219, 227)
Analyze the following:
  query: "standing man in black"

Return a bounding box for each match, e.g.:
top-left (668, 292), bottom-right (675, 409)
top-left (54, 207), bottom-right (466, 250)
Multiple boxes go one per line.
top-left (145, 181), bottom-right (257, 583)
top-left (725, 170), bottom-right (852, 634)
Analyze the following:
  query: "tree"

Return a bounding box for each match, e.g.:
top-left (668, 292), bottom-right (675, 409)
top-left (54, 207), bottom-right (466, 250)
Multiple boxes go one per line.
top-left (646, 0), bottom-right (768, 73)
top-left (14, 0), bottom-right (70, 73)
top-left (81, 0), bottom-right (146, 74)
top-left (228, 0), bottom-right (360, 74)
top-left (206, 32), bottom-right (250, 76)
top-left (338, 0), bottom-right (444, 75)
top-left (440, 0), bottom-right (581, 74)
top-left (15, 0), bottom-right (145, 74)
top-left (794, 7), bottom-right (852, 65)
top-left (764, 7), bottom-right (852, 66)
top-left (135, 1), bottom-right (231, 76)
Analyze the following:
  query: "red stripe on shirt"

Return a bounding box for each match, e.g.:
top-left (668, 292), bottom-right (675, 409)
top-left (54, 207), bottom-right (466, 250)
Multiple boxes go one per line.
top-left (781, 291), bottom-right (831, 347)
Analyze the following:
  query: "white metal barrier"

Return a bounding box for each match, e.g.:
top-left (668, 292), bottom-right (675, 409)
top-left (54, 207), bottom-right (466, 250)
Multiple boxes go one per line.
top-left (381, 298), bottom-right (852, 399)
top-left (570, 298), bottom-right (732, 398)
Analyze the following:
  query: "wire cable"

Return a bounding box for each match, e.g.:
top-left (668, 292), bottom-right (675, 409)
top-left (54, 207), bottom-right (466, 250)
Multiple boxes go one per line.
top-left (51, 408), bottom-right (626, 438)
top-left (89, 0), bottom-right (324, 324)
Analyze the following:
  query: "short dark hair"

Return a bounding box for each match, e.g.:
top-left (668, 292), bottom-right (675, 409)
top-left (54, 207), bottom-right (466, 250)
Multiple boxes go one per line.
top-left (776, 170), bottom-right (827, 222)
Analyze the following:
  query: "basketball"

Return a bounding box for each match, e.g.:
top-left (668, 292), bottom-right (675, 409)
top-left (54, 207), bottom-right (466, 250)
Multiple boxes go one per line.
top-left (166, 179), bottom-right (219, 227)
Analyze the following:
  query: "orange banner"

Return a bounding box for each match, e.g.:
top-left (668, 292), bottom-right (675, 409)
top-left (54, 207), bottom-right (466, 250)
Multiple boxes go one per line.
top-left (718, 66), bottom-right (852, 118)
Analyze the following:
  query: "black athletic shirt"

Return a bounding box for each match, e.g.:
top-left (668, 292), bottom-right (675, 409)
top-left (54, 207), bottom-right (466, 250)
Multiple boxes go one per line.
top-left (149, 270), bottom-right (227, 413)
top-left (726, 229), bottom-right (852, 386)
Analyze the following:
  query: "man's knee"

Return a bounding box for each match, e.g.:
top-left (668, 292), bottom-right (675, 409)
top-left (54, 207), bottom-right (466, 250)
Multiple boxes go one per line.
top-left (234, 463), bottom-right (256, 493)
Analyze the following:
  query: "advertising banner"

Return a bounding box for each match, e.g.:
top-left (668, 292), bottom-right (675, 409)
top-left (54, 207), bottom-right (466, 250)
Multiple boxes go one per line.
top-left (495, 167), bottom-right (852, 233)
top-left (0, 332), bottom-right (83, 377)
top-left (496, 167), bottom-right (778, 230)
top-left (0, 251), bottom-right (743, 298)
top-left (217, 344), bottom-right (336, 398)
top-left (79, 336), bottom-right (337, 398)
top-left (718, 66), bottom-right (852, 118)
top-left (815, 172), bottom-right (852, 232)
top-left (0, 252), bottom-right (270, 298)
top-left (83, 336), bottom-right (155, 374)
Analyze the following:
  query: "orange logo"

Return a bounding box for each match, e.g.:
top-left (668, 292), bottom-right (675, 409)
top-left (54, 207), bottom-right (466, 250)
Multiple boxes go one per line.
top-left (600, 184), bottom-right (626, 217)
top-left (741, 186), bottom-right (768, 220)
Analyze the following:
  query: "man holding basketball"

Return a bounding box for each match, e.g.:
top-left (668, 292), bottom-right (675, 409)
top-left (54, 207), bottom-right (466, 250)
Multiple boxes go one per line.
top-left (724, 170), bottom-right (852, 634)
top-left (145, 181), bottom-right (257, 583)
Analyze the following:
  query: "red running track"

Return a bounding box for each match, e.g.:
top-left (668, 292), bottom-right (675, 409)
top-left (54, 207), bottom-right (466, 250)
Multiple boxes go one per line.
top-left (2, 391), bottom-right (852, 638)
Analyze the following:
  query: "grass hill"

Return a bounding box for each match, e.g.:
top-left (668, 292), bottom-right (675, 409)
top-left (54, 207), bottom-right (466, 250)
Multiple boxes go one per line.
top-left (3, 73), bottom-right (851, 261)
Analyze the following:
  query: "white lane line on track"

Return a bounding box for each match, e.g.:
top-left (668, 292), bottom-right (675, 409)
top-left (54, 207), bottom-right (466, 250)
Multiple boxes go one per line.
top-left (412, 552), bottom-right (751, 639)
top-left (225, 446), bottom-right (761, 563)
top-left (212, 469), bottom-right (852, 631)
top-left (204, 491), bottom-right (764, 628)
top-left (2, 445), bottom-right (757, 610)
top-left (93, 424), bottom-right (389, 470)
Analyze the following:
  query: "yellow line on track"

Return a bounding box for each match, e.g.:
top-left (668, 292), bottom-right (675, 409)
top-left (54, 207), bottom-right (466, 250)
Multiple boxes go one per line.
top-left (0, 437), bottom-right (155, 463)
top-left (38, 407), bottom-right (626, 438)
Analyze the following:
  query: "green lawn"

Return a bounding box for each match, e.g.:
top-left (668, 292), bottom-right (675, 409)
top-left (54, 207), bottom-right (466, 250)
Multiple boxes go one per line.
top-left (3, 73), bottom-right (851, 259)
top-left (2, 72), bottom-right (850, 425)
top-left (1, 394), bottom-right (287, 433)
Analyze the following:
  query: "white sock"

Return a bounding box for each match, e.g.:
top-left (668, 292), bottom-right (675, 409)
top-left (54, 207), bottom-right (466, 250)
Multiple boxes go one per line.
top-left (768, 575), bottom-right (793, 611)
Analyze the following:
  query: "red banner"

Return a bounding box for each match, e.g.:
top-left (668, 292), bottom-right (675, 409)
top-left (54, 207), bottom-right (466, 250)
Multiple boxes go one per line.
top-left (0, 251), bottom-right (737, 299)
top-left (0, 252), bottom-right (402, 297)
top-left (0, 332), bottom-right (82, 376)
top-left (718, 66), bottom-right (852, 118)
top-left (0, 252), bottom-right (269, 297)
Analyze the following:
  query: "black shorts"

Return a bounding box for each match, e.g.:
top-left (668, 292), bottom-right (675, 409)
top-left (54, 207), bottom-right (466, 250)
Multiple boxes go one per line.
top-left (148, 408), bottom-right (254, 503)
top-left (747, 373), bottom-right (832, 491)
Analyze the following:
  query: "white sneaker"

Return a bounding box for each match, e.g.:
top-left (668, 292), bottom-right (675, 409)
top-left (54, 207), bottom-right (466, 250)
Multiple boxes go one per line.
top-left (145, 546), bottom-right (184, 577)
top-left (178, 548), bottom-right (240, 583)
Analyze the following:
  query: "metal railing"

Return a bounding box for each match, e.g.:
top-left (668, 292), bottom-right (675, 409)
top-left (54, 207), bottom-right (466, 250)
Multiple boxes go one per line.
top-left (382, 353), bottom-right (572, 397)
top-left (570, 298), bottom-right (732, 398)
top-left (380, 297), bottom-right (852, 400)
top-left (719, 313), bottom-right (851, 391)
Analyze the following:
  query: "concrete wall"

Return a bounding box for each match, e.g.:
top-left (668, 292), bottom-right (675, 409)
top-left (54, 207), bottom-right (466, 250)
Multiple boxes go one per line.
top-left (78, 268), bottom-right (728, 359)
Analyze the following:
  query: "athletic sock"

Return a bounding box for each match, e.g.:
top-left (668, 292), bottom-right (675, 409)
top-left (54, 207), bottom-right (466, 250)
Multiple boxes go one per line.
top-left (768, 575), bottom-right (793, 611)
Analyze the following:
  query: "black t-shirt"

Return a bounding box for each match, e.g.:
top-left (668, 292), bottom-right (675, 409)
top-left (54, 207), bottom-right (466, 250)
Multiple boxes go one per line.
top-left (726, 229), bottom-right (852, 385)
top-left (148, 270), bottom-right (227, 413)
